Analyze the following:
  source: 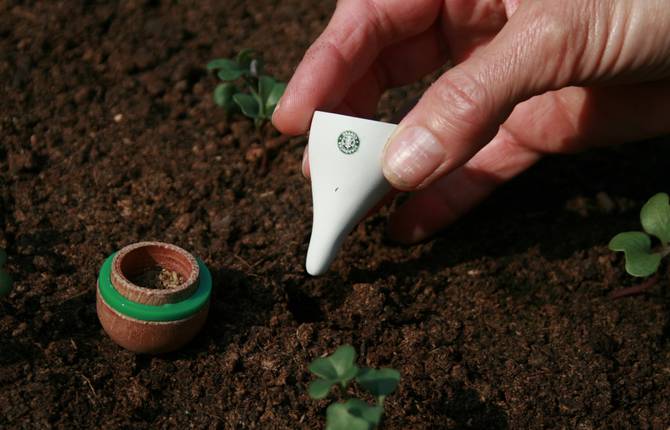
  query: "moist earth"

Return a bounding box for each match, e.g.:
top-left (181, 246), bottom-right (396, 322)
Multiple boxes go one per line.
top-left (1, 1), bottom-right (669, 428)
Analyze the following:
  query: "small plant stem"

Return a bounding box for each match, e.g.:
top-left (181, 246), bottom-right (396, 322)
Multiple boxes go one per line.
top-left (243, 76), bottom-right (255, 92)
top-left (334, 383), bottom-right (346, 402)
top-left (377, 396), bottom-right (385, 407)
top-left (611, 274), bottom-right (660, 299)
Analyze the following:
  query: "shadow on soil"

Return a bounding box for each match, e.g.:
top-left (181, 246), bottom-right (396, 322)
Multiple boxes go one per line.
top-left (445, 385), bottom-right (509, 430)
top-left (0, 329), bottom-right (40, 367)
top-left (283, 274), bottom-right (353, 323)
top-left (370, 138), bottom-right (670, 282)
top-left (208, 266), bottom-right (274, 333)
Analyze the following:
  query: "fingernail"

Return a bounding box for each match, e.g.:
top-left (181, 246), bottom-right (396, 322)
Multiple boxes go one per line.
top-left (272, 98), bottom-right (282, 121)
top-left (301, 145), bottom-right (309, 177)
top-left (383, 126), bottom-right (444, 188)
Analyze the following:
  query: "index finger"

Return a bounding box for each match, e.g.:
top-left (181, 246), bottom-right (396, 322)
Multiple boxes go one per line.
top-left (272, 0), bottom-right (441, 135)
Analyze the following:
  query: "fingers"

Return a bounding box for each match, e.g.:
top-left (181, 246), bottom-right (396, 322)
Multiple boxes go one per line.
top-left (272, 0), bottom-right (442, 135)
top-left (340, 24), bottom-right (449, 118)
top-left (388, 79), bottom-right (670, 243)
top-left (506, 82), bottom-right (670, 154)
top-left (387, 128), bottom-right (539, 243)
top-left (375, 23), bottom-right (449, 89)
top-left (381, 0), bottom-right (670, 191)
top-left (381, 1), bottom-right (586, 190)
top-left (301, 95), bottom-right (420, 181)
top-left (442, 0), bottom-right (508, 61)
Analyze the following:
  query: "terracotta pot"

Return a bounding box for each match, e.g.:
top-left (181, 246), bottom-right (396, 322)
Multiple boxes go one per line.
top-left (96, 242), bottom-right (211, 354)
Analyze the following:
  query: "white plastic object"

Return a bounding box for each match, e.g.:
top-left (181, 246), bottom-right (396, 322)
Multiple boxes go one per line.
top-left (306, 111), bottom-right (398, 275)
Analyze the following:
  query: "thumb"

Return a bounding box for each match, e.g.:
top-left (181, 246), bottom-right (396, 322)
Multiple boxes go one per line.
top-left (382, 0), bottom-right (670, 190)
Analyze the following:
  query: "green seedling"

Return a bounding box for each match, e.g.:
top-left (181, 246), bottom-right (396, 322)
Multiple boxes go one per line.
top-left (0, 249), bottom-right (12, 297)
top-left (609, 193), bottom-right (670, 297)
top-left (207, 49), bottom-right (286, 128)
top-left (609, 193), bottom-right (670, 277)
top-left (326, 399), bottom-right (383, 430)
top-left (308, 345), bottom-right (400, 430)
top-left (308, 344), bottom-right (359, 398)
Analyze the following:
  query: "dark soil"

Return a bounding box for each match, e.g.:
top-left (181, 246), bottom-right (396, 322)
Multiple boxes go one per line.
top-left (129, 268), bottom-right (184, 290)
top-left (1, 1), bottom-right (669, 429)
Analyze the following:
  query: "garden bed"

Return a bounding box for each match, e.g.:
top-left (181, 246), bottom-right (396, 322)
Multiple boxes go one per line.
top-left (1, 0), bottom-right (669, 428)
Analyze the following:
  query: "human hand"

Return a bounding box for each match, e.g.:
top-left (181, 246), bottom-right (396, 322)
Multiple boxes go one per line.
top-left (272, 0), bottom-right (670, 243)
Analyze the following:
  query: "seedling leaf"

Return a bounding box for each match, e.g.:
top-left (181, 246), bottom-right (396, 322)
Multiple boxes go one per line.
top-left (233, 93), bottom-right (260, 118)
top-left (308, 344), bottom-right (359, 388)
top-left (213, 83), bottom-right (237, 110)
top-left (236, 49), bottom-right (255, 68)
top-left (309, 357), bottom-right (339, 381)
top-left (329, 344), bottom-right (356, 373)
top-left (265, 82), bottom-right (286, 113)
top-left (258, 76), bottom-right (275, 103)
top-left (326, 402), bottom-right (370, 430)
top-left (308, 378), bottom-right (334, 400)
top-left (207, 58), bottom-right (234, 71)
top-left (344, 399), bottom-right (383, 426)
top-left (217, 64), bottom-right (246, 81)
top-left (357, 367), bottom-right (401, 398)
top-left (209, 51), bottom-right (285, 126)
top-left (0, 270), bottom-right (12, 297)
top-left (257, 76), bottom-right (276, 117)
top-left (0, 249), bottom-right (6, 267)
top-left (609, 231), bottom-right (662, 277)
top-left (640, 192), bottom-right (670, 246)
top-left (326, 399), bottom-right (382, 430)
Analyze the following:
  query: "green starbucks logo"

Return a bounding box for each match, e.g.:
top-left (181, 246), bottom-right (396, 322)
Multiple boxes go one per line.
top-left (337, 130), bottom-right (360, 154)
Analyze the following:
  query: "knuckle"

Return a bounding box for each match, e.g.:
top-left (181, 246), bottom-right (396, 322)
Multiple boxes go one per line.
top-left (523, 0), bottom-right (575, 35)
top-left (516, 0), bottom-right (593, 84)
top-left (427, 70), bottom-right (491, 133)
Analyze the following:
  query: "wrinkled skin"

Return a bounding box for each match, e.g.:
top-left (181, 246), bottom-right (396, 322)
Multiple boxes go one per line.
top-left (273, 0), bottom-right (670, 243)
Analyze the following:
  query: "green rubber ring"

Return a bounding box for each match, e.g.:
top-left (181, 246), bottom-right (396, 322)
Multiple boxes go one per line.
top-left (98, 253), bottom-right (211, 322)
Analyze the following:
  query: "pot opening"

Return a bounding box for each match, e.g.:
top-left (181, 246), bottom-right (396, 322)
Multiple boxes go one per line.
top-left (119, 244), bottom-right (192, 290)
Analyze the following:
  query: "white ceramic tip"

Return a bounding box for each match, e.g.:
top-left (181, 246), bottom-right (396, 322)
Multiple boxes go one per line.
top-left (305, 111), bottom-right (397, 276)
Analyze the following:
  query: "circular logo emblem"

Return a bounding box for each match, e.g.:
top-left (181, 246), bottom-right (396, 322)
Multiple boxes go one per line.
top-left (337, 130), bottom-right (360, 154)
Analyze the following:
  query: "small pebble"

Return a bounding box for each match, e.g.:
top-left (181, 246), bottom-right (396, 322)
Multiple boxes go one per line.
top-left (174, 213), bottom-right (192, 232)
top-left (596, 192), bottom-right (615, 213)
top-left (12, 322), bottom-right (28, 337)
top-left (245, 145), bottom-right (264, 163)
top-left (74, 87), bottom-right (92, 104)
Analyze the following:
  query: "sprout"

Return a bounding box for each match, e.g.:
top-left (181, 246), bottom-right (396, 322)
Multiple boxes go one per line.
top-left (308, 344), bottom-right (359, 399)
top-left (326, 399), bottom-right (383, 430)
top-left (356, 368), bottom-right (401, 406)
top-left (207, 50), bottom-right (286, 128)
top-left (609, 192), bottom-right (670, 277)
top-left (308, 345), bottom-right (401, 429)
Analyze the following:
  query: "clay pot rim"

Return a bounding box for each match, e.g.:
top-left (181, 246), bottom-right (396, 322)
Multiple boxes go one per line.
top-left (112, 241), bottom-right (199, 305)
top-left (98, 251), bottom-right (211, 322)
